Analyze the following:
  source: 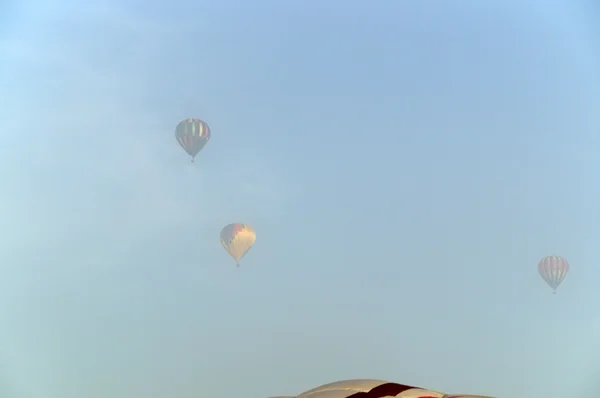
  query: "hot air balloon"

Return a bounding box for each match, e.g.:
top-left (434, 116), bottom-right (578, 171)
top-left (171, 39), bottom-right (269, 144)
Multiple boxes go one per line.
top-left (174, 118), bottom-right (210, 162)
top-left (294, 379), bottom-right (496, 398)
top-left (538, 255), bottom-right (569, 293)
top-left (220, 223), bottom-right (256, 267)
top-left (297, 379), bottom-right (441, 398)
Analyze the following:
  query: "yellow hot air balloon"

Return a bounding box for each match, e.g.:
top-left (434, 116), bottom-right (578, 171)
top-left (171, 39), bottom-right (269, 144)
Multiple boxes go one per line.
top-left (220, 223), bottom-right (256, 267)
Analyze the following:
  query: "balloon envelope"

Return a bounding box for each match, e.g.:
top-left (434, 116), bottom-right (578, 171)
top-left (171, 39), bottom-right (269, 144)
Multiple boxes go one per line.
top-left (297, 379), bottom-right (443, 398)
top-left (538, 255), bottom-right (569, 292)
top-left (174, 118), bottom-right (210, 162)
top-left (220, 223), bottom-right (256, 266)
top-left (295, 379), bottom-right (496, 398)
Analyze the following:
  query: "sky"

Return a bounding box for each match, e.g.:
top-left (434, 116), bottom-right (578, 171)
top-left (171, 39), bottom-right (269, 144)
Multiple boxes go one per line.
top-left (1, 0), bottom-right (600, 397)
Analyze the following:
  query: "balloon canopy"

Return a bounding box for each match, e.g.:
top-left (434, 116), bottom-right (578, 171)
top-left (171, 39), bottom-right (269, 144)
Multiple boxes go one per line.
top-left (174, 118), bottom-right (211, 162)
top-left (538, 255), bottom-right (569, 293)
top-left (274, 379), bottom-right (495, 398)
top-left (220, 223), bottom-right (256, 267)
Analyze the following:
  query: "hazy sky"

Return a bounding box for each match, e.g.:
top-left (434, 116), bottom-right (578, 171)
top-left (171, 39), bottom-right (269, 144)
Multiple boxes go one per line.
top-left (1, 1), bottom-right (600, 397)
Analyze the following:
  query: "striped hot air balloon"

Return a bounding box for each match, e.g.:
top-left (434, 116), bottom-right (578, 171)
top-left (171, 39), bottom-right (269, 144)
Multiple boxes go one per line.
top-left (296, 379), bottom-right (444, 398)
top-left (174, 118), bottom-right (211, 162)
top-left (538, 255), bottom-right (569, 294)
top-left (293, 379), bottom-right (496, 398)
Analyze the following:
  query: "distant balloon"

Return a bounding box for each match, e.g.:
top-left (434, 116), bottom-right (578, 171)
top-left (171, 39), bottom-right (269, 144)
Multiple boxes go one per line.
top-left (220, 223), bottom-right (256, 267)
top-left (538, 255), bottom-right (569, 293)
top-left (174, 118), bottom-right (210, 162)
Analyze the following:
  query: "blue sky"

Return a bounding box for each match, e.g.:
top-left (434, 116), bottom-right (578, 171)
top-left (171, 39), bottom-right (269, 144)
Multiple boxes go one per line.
top-left (1, 1), bottom-right (599, 397)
